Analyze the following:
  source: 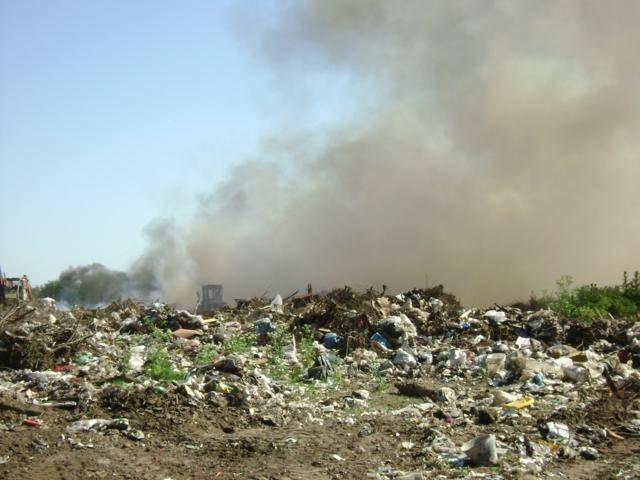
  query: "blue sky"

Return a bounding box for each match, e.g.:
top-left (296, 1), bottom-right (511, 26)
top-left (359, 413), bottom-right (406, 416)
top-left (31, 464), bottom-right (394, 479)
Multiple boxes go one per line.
top-left (0, 1), bottom-right (353, 284)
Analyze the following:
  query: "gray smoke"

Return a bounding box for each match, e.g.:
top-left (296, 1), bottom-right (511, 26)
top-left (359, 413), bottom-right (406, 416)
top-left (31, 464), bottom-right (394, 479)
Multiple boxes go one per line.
top-left (38, 263), bottom-right (159, 307)
top-left (143, 0), bottom-right (640, 306)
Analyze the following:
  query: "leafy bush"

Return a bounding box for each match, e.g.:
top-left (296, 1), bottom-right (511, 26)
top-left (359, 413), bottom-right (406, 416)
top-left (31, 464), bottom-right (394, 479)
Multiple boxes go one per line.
top-left (144, 348), bottom-right (184, 381)
top-left (149, 327), bottom-right (172, 343)
top-left (296, 325), bottom-right (316, 367)
top-left (195, 344), bottom-right (218, 366)
top-left (264, 323), bottom-right (294, 380)
top-left (541, 274), bottom-right (639, 320)
top-left (264, 323), bottom-right (318, 382)
top-left (623, 271), bottom-right (640, 305)
top-left (118, 349), bottom-right (132, 375)
top-left (224, 330), bottom-right (256, 354)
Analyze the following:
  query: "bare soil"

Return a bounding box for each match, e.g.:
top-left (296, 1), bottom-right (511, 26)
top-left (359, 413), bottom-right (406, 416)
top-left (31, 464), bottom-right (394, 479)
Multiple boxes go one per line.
top-left (2, 388), bottom-right (639, 480)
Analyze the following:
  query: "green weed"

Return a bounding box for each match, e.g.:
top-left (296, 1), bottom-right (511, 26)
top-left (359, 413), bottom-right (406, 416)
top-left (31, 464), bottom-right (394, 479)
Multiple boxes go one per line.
top-left (195, 344), bottom-right (218, 366)
top-left (118, 349), bottom-right (132, 374)
top-left (266, 323), bottom-right (317, 382)
top-left (108, 378), bottom-right (131, 386)
top-left (288, 366), bottom-right (307, 384)
top-left (149, 327), bottom-right (172, 343)
top-left (296, 324), bottom-right (316, 367)
top-left (330, 367), bottom-right (345, 387)
top-left (144, 348), bottom-right (184, 381)
top-left (224, 330), bottom-right (256, 354)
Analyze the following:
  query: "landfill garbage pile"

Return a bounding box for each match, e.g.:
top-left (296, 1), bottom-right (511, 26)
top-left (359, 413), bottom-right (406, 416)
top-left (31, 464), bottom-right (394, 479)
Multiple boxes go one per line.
top-left (0, 288), bottom-right (639, 479)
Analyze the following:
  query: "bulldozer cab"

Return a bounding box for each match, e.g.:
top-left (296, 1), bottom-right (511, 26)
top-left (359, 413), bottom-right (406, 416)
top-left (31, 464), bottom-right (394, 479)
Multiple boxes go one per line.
top-left (195, 284), bottom-right (225, 314)
top-left (1, 275), bottom-right (33, 305)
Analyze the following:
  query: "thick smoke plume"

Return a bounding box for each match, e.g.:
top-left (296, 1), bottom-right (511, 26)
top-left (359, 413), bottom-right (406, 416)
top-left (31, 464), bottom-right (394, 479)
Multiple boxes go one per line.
top-left (37, 263), bottom-right (159, 307)
top-left (142, 1), bottom-right (640, 305)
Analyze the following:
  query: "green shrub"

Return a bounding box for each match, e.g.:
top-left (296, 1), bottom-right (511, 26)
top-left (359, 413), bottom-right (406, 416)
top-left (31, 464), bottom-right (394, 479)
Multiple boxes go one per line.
top-left (268, 323), bottom-right (290, 359)
top-left (118, 349), bottom-right (132, 374)
top-left (149, 327), bottom-right (172, 343)
top-left (296, 325), bottom-right (316, 368)
top-left (542, 274), bottom-right (639, 320)
top-left (264, 323), bottom-right (318, 382)
top-left (264, 324), bottom-right (293, 380)
top-left (574, 284), bottom-right (636, 318)
top-left (144, 348), bottom-right (184, 381)
top-left (194, 344), bottom-right (218, 366)
top-left (623, 271), bottom-right (640, 305)
top-left (224, 330), bottom-right (256, 354)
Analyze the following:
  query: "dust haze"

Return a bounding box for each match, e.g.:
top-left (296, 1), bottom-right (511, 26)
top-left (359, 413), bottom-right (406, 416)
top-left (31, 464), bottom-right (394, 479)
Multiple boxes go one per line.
top-left (133, 1), bottom-right (640, 306)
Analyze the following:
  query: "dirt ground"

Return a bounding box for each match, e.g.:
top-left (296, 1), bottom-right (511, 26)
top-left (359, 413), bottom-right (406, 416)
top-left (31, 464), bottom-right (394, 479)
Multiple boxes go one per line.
top-left (2, 297), bottom-right (639, 479)
top-left (2, 388), bottom-right (639, 480)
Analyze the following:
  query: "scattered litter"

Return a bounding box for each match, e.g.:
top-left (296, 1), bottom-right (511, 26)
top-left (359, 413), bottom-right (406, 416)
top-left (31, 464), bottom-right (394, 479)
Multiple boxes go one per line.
top-left (0, 285), bottom-right (638, 477)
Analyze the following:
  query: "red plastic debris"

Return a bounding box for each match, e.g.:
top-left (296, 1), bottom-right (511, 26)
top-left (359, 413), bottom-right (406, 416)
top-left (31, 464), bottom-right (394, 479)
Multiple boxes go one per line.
top-left (53, 364), bottom-right (74, 372)
top-left (23, 418), bottom-right (43, 427)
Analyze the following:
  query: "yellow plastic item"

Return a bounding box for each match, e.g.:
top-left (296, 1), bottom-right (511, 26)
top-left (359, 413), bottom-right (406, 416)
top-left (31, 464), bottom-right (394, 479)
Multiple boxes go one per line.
top-left (212, 381), bottom-right (232, 393)
top-left (538, 440), bottom-right (560, 452)
top-left (503, 395), bottom-right (534, 409)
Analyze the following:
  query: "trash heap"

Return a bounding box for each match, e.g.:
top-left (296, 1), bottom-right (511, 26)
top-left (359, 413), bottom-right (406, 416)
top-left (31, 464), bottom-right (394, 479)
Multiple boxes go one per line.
top-left (0, 288), bottom-right (639, 479)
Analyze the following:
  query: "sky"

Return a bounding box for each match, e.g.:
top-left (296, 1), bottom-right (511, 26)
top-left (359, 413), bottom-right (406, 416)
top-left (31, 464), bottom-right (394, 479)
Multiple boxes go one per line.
top-left (0, 1), bottom-right (352, 285)
top-left (3, 1), bottom-right (639, 305)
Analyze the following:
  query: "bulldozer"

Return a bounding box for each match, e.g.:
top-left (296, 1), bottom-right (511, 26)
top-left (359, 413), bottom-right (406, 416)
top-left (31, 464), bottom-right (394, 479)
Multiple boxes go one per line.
top-left (0, 267), bottom-right (32, 305)
top-left (195, 284), bottom-right (226, 314)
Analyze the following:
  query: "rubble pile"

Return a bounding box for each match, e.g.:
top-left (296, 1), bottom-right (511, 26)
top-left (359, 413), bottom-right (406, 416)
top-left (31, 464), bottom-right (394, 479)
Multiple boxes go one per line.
top-left (0, 288), bottom-right (639, 479)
